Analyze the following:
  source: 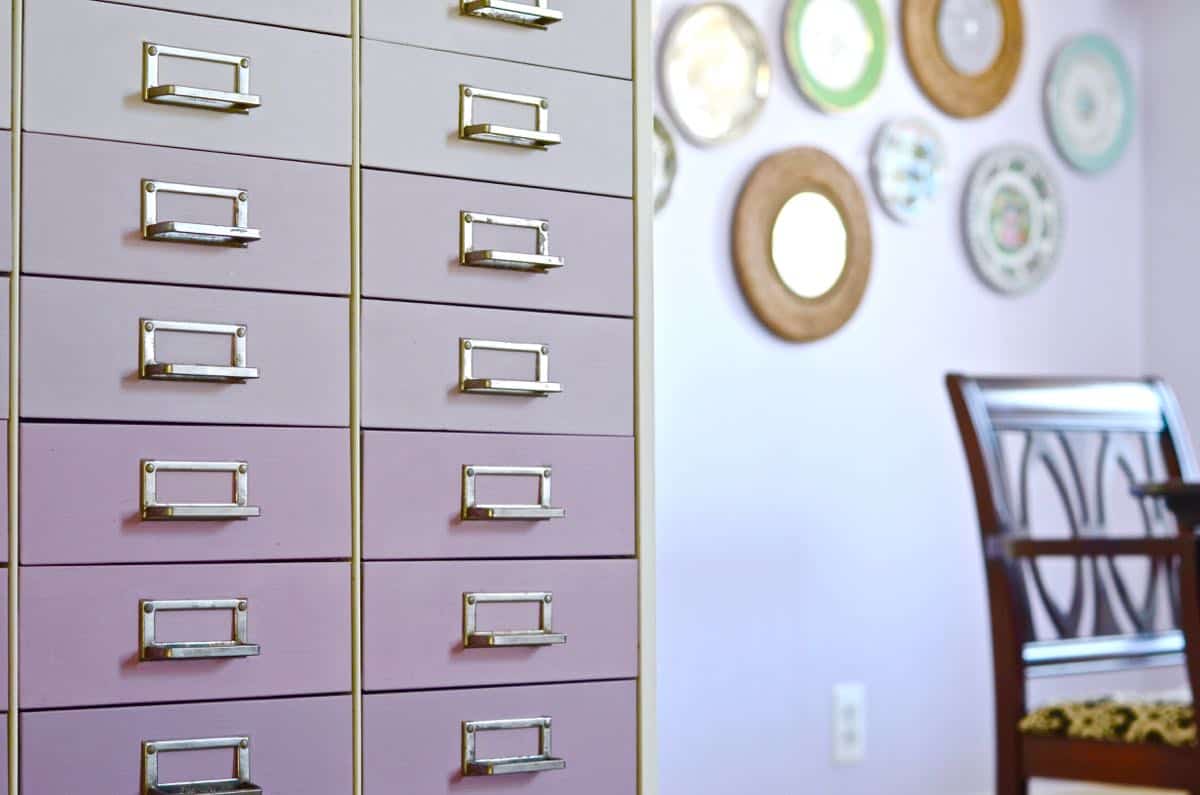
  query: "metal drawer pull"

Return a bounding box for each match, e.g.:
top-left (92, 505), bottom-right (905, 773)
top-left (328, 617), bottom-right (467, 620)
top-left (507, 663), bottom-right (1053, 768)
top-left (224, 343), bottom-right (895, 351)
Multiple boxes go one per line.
top-left (460, 338), bottom-right (561, 396)
top-left (463, 591), bottom-right (566, 648)
top-left (140, 598), bottom-right (261, 661)
top-left (462, 717), bottom-right (566, 776)
top-left (142, 180), bottom-right (261, 247)
top-left (462, 465), bottom-right (564, 520)
top-left (461, 0), bottom-right (563, 28)
top-left (143, 42), bottom-right (261, 114)
top-left (142, 736), bottom-right (261, 795)
top-left (140, 319), bottom-right (260, 383)
top-left (460, 212), bottom-right (563, 273)
top-left (141, 460), bottom-right (261, 521)
top-left (459, 85), bottom-right (561, 149)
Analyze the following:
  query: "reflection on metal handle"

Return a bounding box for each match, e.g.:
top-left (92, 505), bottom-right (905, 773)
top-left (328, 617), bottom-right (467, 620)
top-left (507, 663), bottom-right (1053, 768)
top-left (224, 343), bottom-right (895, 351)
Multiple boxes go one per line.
top-left (462, 465), bottom-right (564, 520)
top-left (143, 42), bottom-right (261, 113)
top-left (462, 717), bottom-right (566, 776)
top-left (139, 598), bottom-right (261, 661)
top-left (463, 591), bottom-right (566, 648)
top-left (461, 0), bottom-right (563, 28)
top-left (142, 180), bottom-right (261, 247)
top-left (459, 85), bottom-right (561, 149)
top-left (142, 736), bottom-right (262, 795)
top-left (141, 460), bottom-right (261, 521)
top-left (139, 319), bottom-right (260, 383)
top-left (460, 212), bottom-right (563, 273)
top-left (459, 338), bottom-right (561, 396)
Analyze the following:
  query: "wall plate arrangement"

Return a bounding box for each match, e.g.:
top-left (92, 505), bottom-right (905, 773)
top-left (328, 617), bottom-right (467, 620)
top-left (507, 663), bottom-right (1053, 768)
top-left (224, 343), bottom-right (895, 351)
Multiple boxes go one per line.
top-left (733, 147), bottom-right (872, 341)
top-left (964, 145), bottom-right (1062, 295)
top-left (783, 0), bottom-right (887, 112)
top-left (653, 115), bottom-right (678, 212)
top-left (903, 0), bottom-right (1023, 118)
top-left (1046, 34), bottom-right (1134, 174)
top-left (870, 117), bottom-right (946, 223)
top-left (660, 2), bottom-right (771, 145)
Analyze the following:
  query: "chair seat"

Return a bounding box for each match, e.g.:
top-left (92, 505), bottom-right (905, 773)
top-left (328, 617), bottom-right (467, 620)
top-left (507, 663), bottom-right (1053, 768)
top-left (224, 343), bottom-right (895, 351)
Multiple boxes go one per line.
top-left (1020, 699), bottom-right (1196, 748)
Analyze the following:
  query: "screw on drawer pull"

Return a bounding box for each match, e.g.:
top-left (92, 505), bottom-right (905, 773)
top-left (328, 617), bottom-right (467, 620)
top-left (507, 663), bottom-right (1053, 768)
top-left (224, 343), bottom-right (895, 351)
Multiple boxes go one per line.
top-left (142, 180), bottom-right (262, 247)
top-left (461, 465), bottom-right (565, 520)
top-left (142, 42), bottom-right (261, 114)
top-left (139, 319), bottom-right (261, 383)
top-left (141, 460), bottom-right (262, 521)
top-left (139, 598), bottom-right (261, 661)
top-left (142, 736), bottom-right (262, 795)
top-left (462, 717), bottom-right (566, 776)
top-left (463, 591), bottom-right (567, 648)
top-left (460, 0), bottom-right (563, 28)
top-left (459, 85), bottom-right (562, 149)
top-left (459, 338), bottom-right (561, 397)
top-left (460, 212), bottom-right (563, 273)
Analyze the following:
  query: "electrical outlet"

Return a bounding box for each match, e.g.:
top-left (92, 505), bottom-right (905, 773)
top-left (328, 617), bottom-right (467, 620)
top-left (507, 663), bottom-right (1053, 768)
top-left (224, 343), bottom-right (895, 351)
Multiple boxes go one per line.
top-left (833, 682), bottom-right (867, 764)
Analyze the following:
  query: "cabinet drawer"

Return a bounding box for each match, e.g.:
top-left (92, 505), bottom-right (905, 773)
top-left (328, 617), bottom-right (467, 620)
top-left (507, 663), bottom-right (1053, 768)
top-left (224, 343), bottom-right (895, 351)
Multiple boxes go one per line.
top-left (362, 300), bottom-right (631, 435)
top-left (23, 424), bottom-right (350, 565)
top-left (22, 694), bottom-right (351, 794)
top-left (22, 277), bottom-right (348, 426)
top-left (363, 41), bottom-right (632, 196)
top-left (363, 0), bottom-right (630, 79)
top-left (364, 680), bottom-right (635, 794)
top-left (25, 134), bottom-right (350, 294)
top-left (95, 0), bottom-right (349, 35)
top-left (21, 562), bottom-right (350, 709)
top-left (0, 133), bottom-right (10, 271)
top-left (363, 171), bottom-right (631, 315)
top-left (26, 0), bottom-right (350, 164)
top-left (363, 431), bottom-right (633, 559)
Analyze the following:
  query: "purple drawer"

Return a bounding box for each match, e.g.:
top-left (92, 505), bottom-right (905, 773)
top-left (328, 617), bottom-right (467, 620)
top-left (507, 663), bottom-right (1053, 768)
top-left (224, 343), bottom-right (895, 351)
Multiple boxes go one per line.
top-left (0, 133), bottom-right (10, 270)
top-left (364, 680), bottom-right (636, 795)
top-left (363, 171), bottom-right (631, 316)
top-left (363, 431), bottom-right (633, 559)
top-left (362, 300), bottom-right (631, 435)
top-left (24, 134), bottom-right (349, 294)
top-left (22, 277), bottom-right (348, 426)
top-left (21, 562), bottom-right (350, 709)
top-left (22, 695), bottom-right (351, 794)
top-left (22, 424), bottom-right (349, 565)
top-left (365, 559), bottom-right (637, 691)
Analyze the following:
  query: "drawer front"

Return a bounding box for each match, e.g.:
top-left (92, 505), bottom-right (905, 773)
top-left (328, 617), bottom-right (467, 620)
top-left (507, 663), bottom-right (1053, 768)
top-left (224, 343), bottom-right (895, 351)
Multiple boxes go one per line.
top-left (363, 41), bottom-right (632, 196)
top-left (22, 694), bottom-right (351, 794)
top-left (95, 0), bottom-right (349, 35)
top-left (363, 171), bottom-right (631, 315)
top-left (22, 277), bottom-right (348, 426)
top-left (362, 301), bottom-right (631, 435)
top-left (364, 680), bottom-right (635, 795)
top-left (21, 562), bottom-right (350, 709)
top-left (25, 134), bottom-right (350, 294)
top-left (362, 0), bottom-right (630, 79)
top-left (0, 132), bottom-right (11, 271)
top-left (363, 431), bottom-right (633, 559)
top-left (26, 0), bottom-right (350, 164)
top-left (23, 424), bottom-right (350, 565)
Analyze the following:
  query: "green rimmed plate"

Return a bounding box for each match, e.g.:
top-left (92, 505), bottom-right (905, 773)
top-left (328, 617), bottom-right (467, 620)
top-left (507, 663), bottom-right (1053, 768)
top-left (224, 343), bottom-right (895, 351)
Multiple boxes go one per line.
top-left (1046, 34), bottom-right (1134, 174)
top-left (784, 0), bottom-right (887, 112)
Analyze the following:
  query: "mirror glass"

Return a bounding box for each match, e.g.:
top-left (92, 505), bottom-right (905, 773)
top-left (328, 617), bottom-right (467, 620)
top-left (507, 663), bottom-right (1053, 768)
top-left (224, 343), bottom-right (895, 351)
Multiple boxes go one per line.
top-left (771, 192), bottom-right (847, 298)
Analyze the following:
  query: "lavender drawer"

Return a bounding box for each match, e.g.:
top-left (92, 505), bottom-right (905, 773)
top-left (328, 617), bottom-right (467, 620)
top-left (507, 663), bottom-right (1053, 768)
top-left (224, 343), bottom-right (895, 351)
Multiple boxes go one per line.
top-left (22, 277), bottom-right (348, 426)
top-left (364, 680), bottom-right (636, 795)
top-left (22, 695), bottom-right (351, 794)
top-left (24, 134), bottom-right (349, 294)
top-left (362, 300), bottom-right (632, 435)
top-left (363, 171), bottom-right (631, 315)
top-left (95, 0), bottom-right (348, 35)
top-left (0, 133), bottom-right (10, 268)
top-left (363, 431), bottom-right (633, 559)
top-left (21, 562), bottom-right (350, 709)
top-left (22, 424), bottom-right (349, 565)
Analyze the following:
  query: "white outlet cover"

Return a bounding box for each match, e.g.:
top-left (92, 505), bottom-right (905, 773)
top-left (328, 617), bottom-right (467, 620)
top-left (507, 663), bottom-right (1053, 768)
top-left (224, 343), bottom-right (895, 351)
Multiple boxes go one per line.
top-left (832, 682), bottom-right (867, 764)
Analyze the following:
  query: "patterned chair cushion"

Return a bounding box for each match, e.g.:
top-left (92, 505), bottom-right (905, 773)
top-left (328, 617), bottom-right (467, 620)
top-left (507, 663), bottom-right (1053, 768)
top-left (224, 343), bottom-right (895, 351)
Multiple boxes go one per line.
top-left (1020, 699), bottom-right (1196, 748)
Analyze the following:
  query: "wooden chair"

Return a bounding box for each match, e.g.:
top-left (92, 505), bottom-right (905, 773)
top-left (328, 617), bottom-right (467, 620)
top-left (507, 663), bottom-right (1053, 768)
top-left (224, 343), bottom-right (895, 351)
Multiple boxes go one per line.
top-left (947, 375), bottom-right (1200, 794)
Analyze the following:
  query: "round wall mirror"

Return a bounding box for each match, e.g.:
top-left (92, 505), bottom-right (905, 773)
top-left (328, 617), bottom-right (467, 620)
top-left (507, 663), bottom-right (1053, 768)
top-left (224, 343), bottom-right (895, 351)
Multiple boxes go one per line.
top-left (771, 192), bottom-right (848, 298)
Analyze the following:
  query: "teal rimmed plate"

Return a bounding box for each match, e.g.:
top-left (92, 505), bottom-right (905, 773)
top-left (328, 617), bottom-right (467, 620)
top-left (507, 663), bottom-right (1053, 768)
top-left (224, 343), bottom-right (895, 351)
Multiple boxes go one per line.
top-left (1046, 34), bottom-right (1134, 173)
top-left (784, 0), bottom-right (887, 112)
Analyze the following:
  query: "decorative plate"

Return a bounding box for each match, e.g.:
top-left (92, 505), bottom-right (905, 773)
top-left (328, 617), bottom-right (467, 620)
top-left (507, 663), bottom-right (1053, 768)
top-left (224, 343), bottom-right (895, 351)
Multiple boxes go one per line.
top-left (1046, 34), bottom-right (1134, 173)
top-left (661, 3), bottom-right (771, 146)
top-left (964, 146), bottom-right (1062, 294)
top-left (903, 0), bottom-right (1023, 118)
top-left (870, 118), bottom-right (946, 223)
top-left (653, 116), bottom-right (678, 213)
top-left (733, 147), bottom-right (873, 341)
top-left (783, 0), bottom-right (887, 112)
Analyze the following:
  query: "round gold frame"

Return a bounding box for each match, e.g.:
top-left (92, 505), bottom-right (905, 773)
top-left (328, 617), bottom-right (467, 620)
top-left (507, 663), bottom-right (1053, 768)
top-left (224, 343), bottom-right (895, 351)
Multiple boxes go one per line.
top-left (732, 148), bottom-right (872, 342)
top-left (902, 0), bottom-right (1024, 119)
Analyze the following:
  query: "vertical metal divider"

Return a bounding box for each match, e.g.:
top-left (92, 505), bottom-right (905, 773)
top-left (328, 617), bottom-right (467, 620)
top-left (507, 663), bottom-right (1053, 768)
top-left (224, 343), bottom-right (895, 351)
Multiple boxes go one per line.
top-left (7, 0), bottom-right (19, 788)
top-left (350, 0), bottom-right (364, 790)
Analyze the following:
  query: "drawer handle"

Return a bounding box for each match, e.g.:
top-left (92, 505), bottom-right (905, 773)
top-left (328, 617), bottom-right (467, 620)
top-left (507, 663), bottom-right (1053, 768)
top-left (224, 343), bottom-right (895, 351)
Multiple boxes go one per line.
top-left (462, 717), bottom-right (566, 776)
top-left (142, 180), bottom-right (262, 247)
top-left (142, 736), bottom-right (261, 795)
top-left (140, 319), bottom-right (261, 383)
top-left (460, 212), bottom-right (563, 273)
top-left (142, 42), bottom-right (261, 114)
top-left (139, 598), bottom-right (261, 661)
top-left (463, 591), bottom-right (567, 648)
top-left (459, 85), bottom-right (562, 149)
top-left (141, 460), bottom-right (262, 521)
top-left (461, 0), bottom-right (563, 28)
top-left (459, 338), bottom-right (562, 397)
top-left (462, 465), bottom-right (564, 520)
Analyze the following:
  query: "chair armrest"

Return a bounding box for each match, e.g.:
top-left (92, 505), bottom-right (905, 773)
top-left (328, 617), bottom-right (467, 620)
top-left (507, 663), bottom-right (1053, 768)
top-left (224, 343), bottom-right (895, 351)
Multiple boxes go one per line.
top-left (994, 536), bottom-right (1185, 559)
